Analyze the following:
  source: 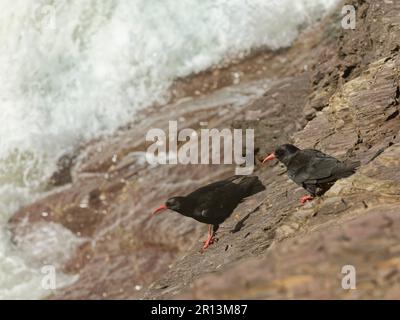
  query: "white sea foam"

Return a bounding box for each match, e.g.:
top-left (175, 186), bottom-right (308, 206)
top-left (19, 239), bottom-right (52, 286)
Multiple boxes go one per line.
top-left (0, 0), bottom-right (339, 299)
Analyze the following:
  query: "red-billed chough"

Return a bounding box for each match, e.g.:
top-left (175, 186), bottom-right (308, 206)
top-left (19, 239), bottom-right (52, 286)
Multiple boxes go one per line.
top-left (263, 144), bottom-right (359, 204)
top-left (152, 175), bottom-right (265, 252)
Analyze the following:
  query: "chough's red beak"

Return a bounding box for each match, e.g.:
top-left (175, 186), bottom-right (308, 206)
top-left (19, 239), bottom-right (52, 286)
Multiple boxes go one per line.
top-left (152, 204), bottom-right (167, 215)
top-left (262, 152), bottom-right (276, 164)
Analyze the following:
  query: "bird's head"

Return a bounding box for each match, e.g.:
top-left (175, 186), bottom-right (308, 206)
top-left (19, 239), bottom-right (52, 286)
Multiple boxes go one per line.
top-left (262, 144), bottom-right (299, 166)
top-left (152, 196), bottom-right (185, 215)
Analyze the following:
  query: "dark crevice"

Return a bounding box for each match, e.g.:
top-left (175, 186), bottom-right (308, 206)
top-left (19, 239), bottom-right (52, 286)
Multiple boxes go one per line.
top-left (342, 65), bottom-right (356, 79)
top-left (367, 140), bottom-right (396, 164)
top-left (385, 110), bottom-right (399, 122)
top-left (392, 45), bottom-right (400, 53)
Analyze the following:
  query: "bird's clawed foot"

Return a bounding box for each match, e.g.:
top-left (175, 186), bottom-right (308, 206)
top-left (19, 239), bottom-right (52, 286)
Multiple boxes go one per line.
top-left (299, 195), bottom-right (314, 204)
top-left (200, 236), bottom-right (217, 253)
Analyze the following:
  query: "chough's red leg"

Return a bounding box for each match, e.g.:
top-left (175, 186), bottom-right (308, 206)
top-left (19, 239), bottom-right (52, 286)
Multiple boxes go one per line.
top-left (300, 195), bottom-right (314, 204)
top-left (200, 225), bottom-right (214, 253)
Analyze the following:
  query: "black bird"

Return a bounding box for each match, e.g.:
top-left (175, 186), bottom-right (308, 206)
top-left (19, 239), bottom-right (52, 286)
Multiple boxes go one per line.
top-left (263, 144), bottom-right (358, 204)
top-left (152, 175), bottom-right (265, 252)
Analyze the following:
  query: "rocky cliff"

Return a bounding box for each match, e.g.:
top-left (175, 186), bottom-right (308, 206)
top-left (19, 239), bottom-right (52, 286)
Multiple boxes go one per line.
top-left (9, 0), bottom-right (400, 299)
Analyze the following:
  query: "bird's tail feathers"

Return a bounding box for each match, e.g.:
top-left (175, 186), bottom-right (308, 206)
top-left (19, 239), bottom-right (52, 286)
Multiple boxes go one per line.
top-left (344, 160), bottom-right (361, 171)
top-left (335, 160), bottom-right (360, 179)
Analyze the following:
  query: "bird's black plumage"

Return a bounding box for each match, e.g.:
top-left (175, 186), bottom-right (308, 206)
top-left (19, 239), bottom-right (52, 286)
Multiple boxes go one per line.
top-left (269, 144), bottom-right (359, 197)
top-left (166, 175), bottom-right (265, 225)
top-left (154, 175), bottom-right (265, 251)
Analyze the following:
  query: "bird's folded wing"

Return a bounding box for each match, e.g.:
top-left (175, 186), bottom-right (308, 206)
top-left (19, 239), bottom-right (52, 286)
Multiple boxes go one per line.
top-left (194, 182), bottom-right (240, 219)
top-left (292, 152), bottom-right (342, 184)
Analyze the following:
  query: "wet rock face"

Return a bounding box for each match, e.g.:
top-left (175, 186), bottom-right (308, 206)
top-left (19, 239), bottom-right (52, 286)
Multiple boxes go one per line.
top-left (305, 0), bottom-right (400, 119)
top-left (296, 55), bottom-right (400, 160)
top-left (8, 0), bottom-right (400, 299)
